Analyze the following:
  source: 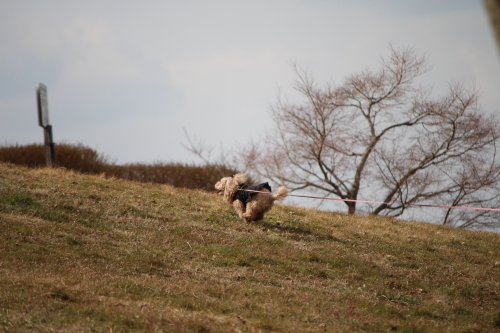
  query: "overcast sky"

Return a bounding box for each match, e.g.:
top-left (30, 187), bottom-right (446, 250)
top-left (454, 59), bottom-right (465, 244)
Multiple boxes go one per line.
top-left (1, 0), bottom-right (499, 168)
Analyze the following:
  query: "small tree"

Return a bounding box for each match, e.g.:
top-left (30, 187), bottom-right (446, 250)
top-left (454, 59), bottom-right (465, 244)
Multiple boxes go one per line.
top-left (242, 45), bottom-right (500, 229)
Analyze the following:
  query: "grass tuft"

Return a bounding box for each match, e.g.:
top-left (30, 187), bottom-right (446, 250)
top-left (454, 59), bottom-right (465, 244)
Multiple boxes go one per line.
top-left (494, 311), bottom-right (500, 327)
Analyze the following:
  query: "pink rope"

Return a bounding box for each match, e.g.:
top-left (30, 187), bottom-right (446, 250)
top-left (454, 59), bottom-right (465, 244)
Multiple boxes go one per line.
top-left (239, 189), bottom-right (500, 212)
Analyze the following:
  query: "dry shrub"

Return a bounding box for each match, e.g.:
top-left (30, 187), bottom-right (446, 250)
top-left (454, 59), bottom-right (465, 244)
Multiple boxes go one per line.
top-left (54, 142), bottom-right (110, 174)
top-left (0, 142), bottom-right (109, 173)
top-left (105, 162), bottom-right (243, 192)
top-left (0, 143), bottom-right (46, 167)
top-left (0, 142), bottom-right (242, 191)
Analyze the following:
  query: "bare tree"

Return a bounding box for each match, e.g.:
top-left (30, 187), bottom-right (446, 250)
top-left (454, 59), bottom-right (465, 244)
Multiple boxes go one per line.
top-left (182, 127), bottom-right (216, 164)
top-left (242, 45), bottom-right (500, 228)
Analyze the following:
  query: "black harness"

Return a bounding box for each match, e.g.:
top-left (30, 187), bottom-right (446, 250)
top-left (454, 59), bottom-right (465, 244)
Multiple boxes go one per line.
top-left (232, 182), bottom-right (272, 204)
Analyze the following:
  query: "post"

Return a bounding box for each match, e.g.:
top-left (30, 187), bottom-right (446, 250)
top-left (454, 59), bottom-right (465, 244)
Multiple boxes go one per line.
top-left (36, 83), bottom-right (55, 167)
top-left (43, 125), bottom-right (55, 167)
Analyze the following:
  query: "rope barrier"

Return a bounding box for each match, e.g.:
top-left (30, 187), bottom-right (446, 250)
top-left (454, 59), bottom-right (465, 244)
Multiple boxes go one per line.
top-left (239, 189), bottom-right (500, 212)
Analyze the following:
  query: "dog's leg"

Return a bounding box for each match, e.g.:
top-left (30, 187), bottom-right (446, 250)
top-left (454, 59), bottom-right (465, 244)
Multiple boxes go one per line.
top-left (242, 201), bottom-right (263, 222)
top-left (232, 200), bottom-right (246, 221)
top-left (241, 203), bottom-right (254, 223)
top-left (253, 212), bottom-right (265, 221)
top-left (242, 192), bottom-right (276, 222)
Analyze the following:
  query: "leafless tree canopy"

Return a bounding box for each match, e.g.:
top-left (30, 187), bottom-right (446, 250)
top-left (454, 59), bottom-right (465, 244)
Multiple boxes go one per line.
top-left (242, 45), bottom-right (500, 229)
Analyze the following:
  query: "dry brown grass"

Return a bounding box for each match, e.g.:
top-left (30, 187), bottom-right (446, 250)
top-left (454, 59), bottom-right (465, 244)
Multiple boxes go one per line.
top-left (1, 162), bottom-right (499, 332)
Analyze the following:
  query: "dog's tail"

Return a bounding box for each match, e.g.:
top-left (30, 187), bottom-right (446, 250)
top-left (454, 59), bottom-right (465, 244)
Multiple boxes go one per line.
top-left (274, 186), bottom-right (288, 201)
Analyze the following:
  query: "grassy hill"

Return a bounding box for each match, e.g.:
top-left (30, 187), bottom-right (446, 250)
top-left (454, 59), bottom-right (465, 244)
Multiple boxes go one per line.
top-left (1, 162), bottom-right (499, 333)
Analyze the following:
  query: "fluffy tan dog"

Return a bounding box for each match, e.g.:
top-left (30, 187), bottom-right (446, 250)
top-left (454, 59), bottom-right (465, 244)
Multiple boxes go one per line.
top-left (215, 173), bottom-right (288, 222)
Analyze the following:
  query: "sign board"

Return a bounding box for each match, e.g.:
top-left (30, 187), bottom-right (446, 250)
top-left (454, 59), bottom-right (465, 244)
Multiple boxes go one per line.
top-left (36, 83), bottom-right (50, 127)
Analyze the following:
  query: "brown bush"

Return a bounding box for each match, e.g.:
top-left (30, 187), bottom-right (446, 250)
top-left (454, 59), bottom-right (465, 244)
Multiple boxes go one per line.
top-left (53, 143), bottom-right (110, 174)
top-left (0, 142), bottom-right (243, 191)
top-left (0, 143), bottom-right (46, 168)
top-left (105, 162), bottom-right (243, 192)
top-left (0, 142), bottom-right (109, 173)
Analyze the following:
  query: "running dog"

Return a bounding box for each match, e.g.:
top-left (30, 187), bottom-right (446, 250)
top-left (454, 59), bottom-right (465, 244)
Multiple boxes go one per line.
top-left (215, 173), bottom-right (288, 222)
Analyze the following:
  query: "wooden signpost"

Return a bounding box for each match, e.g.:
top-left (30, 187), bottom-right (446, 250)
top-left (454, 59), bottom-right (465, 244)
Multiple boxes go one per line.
top-left (36, 83), bottom-right (55, 167)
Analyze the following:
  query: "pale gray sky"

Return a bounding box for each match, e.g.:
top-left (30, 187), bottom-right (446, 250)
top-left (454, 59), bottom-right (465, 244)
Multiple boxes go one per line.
top-left (1, 0), bottom-right (499, 166)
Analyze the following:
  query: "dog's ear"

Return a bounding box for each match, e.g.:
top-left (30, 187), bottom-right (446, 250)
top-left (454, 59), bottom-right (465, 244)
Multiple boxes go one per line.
top-left (220, 176), bottom-right (240, 203)
top-left (233, 173), bottom-right (247, 185)
top-left (215, 177), bottom-right (230, 192)
top-left (214, 180), bottom-right (221, 189)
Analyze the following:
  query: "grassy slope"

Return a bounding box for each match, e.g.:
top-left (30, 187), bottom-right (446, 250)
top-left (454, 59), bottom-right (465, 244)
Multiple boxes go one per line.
top-left (0, 163), bottom-right (499, 333)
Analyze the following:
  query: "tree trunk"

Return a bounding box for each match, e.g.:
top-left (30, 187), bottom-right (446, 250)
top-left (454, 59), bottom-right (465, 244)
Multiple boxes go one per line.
top-left (346, 201), bottom-right (356, 214)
